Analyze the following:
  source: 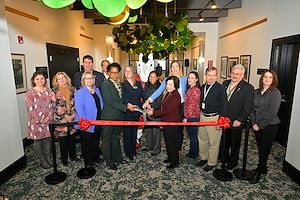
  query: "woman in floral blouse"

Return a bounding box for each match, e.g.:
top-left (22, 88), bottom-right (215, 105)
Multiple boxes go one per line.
top-left (52, 72), bottom-right (78, 166)
top-left (183, 71), bottom-right (201, 159)
top-left (25, 71), bottom-right (53, 169)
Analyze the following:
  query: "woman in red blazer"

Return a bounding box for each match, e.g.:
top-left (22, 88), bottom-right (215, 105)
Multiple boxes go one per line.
top-left (147, 76), bottom-right (181, 169)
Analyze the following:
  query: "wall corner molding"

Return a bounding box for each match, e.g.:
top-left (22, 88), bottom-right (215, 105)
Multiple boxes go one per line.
top-left (5, 5), bottom-right (39, 21)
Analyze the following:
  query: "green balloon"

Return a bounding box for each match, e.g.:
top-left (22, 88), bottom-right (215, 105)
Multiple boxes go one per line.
top-left (126, 0), bottom-right (147, 9)
top-left (128, 11), bottom-right (138, 23)
top-left (82, 0), bottom-right (93, 9)
top-left (42, 0), bottom-right (76, 9)
top-left (93, 0), bottom-right (126, 17)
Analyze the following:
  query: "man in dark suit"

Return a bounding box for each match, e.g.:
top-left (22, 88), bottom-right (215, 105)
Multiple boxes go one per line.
top-left (222, 64), bottom-right (254, 170)
top-left (101, 62), bottom-right (135, 170)
top-left (73, 55), bottom-right (105, 90)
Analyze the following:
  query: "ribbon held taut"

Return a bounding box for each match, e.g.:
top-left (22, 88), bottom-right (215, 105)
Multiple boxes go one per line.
top-left (78, 117), bottom-right (231, 131)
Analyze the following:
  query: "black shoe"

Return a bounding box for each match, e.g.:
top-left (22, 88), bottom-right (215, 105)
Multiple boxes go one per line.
top-left (166, 163), bottom-right (179, 169)
top-left (95, 158), bottom-right (104, 165)
top-left (249, 172), bottom-right (261, 184)
top-left (128, 156), bottom-right (134, 160)
top-left (121, 159), bottom-right (129, 164)
top-left (109, 164), bottom-right (118, 171)
top-left (226, 163), bottom-right (237, 170)
top-left (197, 160), bottom-right (207, 167)
top-left (87, 162), bottom-right (96, 167)
top-left (70, 156), bottom-right (80, 161)
top-left (163, 159), bottom-right (171, 163)
top-left (203, 165), bottom-right (214, 172)
top-left (252, 167), bottom-right (268, 174)
top-left (151, 152), bottom-right (159, 156)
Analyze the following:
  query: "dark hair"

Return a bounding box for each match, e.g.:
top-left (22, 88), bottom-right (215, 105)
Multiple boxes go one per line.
top-left (31, 71), bottom-right (47, 87)
top-left (101, 59), bottom-right (110, 66)
top-left (186, 71), bottom-right (200, 91)
top-left (107, 62), bottom-right (121, 72)
top-left (205, 66), bottom-right (218, 75)
top-left (145, 71), bottom-right (161, 89)
top-left (259, 69), bottom-right (278, 90)
top-left (83, 55), bottom-right (93, 63)
top-left (166, 76), bottom-right (180, 90)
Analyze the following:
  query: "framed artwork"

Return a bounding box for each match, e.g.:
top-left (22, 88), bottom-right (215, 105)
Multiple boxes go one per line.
top-left (11, 54), bottom-right (27, 94)
top-left (36, 66), bottom-right (49, 79)
top-left (193, 59), bottom-right (197, 70)
top-left (228, 57), bottom-right (239, 77)
top-left (240, 55), bottom-right (251, 82)
top-left (220, 56), bottom-right (228, 79)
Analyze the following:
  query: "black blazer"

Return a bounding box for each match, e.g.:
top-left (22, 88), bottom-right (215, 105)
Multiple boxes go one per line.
top-left (101, 79), bottom-right (127, 120)
top-left (223, 80), bottom-right (254, 128)
top-left (73, 70), bottom-right (105, 90)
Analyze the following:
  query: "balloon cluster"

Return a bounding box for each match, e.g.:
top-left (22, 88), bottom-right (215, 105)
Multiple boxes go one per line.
top-left (41, 0), bottom-right (174, 25)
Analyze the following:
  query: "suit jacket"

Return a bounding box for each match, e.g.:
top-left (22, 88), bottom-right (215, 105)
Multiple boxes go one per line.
top-left (223, 79), bottom-right (254, 128)
top-left (74, 86), bottom-right (103, 132)
top-left (153, 90), bottom-right (181, 122)
top-left (73, 70), bottom-right (105, 90)
top-left (101, 79), bottom-right (127, 120)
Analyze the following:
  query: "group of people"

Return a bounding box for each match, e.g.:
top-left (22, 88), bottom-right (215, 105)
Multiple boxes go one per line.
top-left (25, 54), bottom-right (281, 184)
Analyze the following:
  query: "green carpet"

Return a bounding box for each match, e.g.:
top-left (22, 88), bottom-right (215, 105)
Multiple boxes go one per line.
top-left (1, 131), bottom-right (300, 199)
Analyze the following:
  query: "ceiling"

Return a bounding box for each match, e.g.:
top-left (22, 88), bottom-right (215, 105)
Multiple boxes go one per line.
top-left (69, 0), bottom-right (242, 24)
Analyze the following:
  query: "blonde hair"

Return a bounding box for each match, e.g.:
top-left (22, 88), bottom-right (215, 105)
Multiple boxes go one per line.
top-left (52, 72), bottom-right (72, 89)
top-left (81, 71), bottom-right (95, 86)
top-left (123, 65), bottom-right (136, 85)
top-left (168, 61), bottom-right (183, 77)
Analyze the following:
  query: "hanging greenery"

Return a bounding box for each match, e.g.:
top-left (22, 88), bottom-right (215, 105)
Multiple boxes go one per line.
top-left (112, 13), bottom-right (195, 59)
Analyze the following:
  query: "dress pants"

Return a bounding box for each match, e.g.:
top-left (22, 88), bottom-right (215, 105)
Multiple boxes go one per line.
top-left (102, 126), bottom-right (123, 166)
top-left (223, 128), bottom-right (243, 166)
top-left (81, 131), bottom-right (98, 164)
top-left (198, 114), bottom-right (222, 166)
top-left (163, 126), bottom-right (179, 165)
top-left (123, 126), bottom-right (138, 158)
top-left (59, 134), bottom-right (77, 163)
top-left (33, 137), bottom-right (52, 168)
top-left (255, 124), bottom-right (279, 173)
top-left (177, 103), bottom-right (184, 151)
top-left (144, 126), bottom-right (161, 154)
top-left (186, 117), bottom-right (199, 158)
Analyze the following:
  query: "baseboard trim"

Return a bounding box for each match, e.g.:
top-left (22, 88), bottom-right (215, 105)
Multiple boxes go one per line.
top-left (0, 155), bottom-right (27, 186)
top-left (23, 138), bottom-right (33, 148)
top-left (283, 160), bottom-right (300, 185)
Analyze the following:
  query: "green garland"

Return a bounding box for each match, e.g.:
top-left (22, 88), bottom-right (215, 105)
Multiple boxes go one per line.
top-left (112, 13), bottom-right (194, 59)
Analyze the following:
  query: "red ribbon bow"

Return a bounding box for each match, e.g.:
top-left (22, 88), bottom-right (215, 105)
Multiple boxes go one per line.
top-left (78, 118), bottom-right (90, 131)
top-left (218, 116), bottom-right (231, 129)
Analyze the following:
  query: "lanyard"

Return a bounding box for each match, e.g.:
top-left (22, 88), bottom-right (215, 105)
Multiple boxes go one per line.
top-left (203, 83), bottom-right (214, 101)
top-left (227, 83), bottom-right (238, 96)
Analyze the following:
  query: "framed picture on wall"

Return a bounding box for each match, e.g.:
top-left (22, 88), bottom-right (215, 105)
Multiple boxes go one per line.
top-left (193, 59), bottom-right (197, 70)
top-left (240, 55), bottom-right (251, 82)
top-left (228, 57), bottom-right (239, 77)
top-left (11, 53), bottom-right (27, 94)
top-left (220, 56), bottom-right (228, 79)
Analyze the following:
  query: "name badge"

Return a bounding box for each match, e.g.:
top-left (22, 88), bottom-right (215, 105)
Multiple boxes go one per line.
top-left (202, 102), bottom-right (205, 109)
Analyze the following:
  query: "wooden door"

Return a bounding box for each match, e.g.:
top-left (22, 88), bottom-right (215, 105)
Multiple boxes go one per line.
top-left (270, 34), bottom-right (300, 147)
top-left (46, 43), bottom-right (80, 87)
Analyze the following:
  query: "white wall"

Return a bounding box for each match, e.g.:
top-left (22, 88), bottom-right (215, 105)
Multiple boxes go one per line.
top-left (217, 0), bottom-right (300, 171)
top-left (217, 0), bottom-right (300, 88)
top-left (0, 0), bottom-right (24, 171)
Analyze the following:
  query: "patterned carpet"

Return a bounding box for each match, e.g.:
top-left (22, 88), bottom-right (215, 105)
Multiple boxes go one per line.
top-left (1, 130), bottom-right (300, 200)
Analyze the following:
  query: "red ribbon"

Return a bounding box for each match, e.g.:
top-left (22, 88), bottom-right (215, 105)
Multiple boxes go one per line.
top-left (217, 116), bottom-right (231, 129)
top-left (78, 118), bottom-right (91, 131)
top-left (78, 116), bottom-right (231, 131)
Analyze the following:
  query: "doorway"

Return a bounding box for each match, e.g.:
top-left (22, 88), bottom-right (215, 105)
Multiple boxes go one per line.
top-left (46, 43), bottom-right (80, 87)
top-left (270, 34), bottom-right (300, 147)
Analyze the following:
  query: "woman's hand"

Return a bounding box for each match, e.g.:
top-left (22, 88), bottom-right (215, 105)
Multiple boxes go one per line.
top-left (146, 108), bottom-right (154, 116)
top-left (253, 124), bottom-right (260, 131)
top-left (142, 99), bottom-right (151, 109)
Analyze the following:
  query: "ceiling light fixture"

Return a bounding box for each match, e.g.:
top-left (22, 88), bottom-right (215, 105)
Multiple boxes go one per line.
top-left (198, 14), bottom-right (204, 21)
top-left (211, 1), bottom-right (217, 9)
